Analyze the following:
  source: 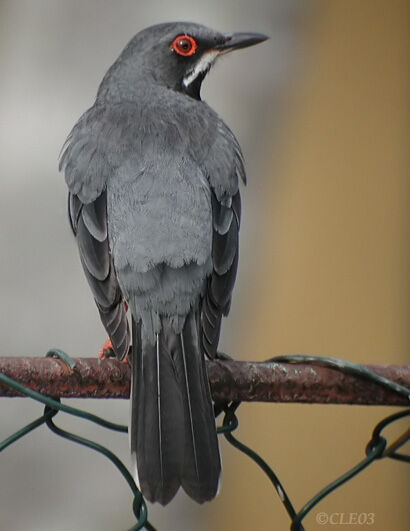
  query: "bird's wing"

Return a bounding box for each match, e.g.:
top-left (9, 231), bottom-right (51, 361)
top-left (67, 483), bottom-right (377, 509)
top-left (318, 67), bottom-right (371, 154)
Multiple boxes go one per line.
top-left (68, 191), bottom-right (129, 358)
top-left (62, 105), bottom-right (129, 359)
top-left (199, 117), bottom-right (245, 359)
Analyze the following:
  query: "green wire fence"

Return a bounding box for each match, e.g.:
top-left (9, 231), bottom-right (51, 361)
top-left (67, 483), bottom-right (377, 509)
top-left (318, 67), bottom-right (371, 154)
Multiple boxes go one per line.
top-left (0, 351), bottom-right (409, 530)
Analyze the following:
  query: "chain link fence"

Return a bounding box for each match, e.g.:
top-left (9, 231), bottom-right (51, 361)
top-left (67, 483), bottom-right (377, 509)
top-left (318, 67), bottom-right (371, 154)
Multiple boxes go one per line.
top-left (1, 351), bottom-right (409, 530)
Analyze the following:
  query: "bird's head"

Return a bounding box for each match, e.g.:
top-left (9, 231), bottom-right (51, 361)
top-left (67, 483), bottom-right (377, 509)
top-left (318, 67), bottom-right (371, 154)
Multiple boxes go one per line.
top-left (97, 22), bottom-right (268, 101)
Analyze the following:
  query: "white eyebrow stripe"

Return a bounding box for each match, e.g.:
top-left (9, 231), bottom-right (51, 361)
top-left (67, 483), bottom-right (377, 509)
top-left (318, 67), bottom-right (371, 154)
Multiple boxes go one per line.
top-left (182, 50), bottom-right (219, 88)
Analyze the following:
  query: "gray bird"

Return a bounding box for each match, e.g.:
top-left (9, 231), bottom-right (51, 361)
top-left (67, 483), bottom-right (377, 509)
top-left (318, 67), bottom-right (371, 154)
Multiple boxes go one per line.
top-left (60, 22), bottom-right (267, 505)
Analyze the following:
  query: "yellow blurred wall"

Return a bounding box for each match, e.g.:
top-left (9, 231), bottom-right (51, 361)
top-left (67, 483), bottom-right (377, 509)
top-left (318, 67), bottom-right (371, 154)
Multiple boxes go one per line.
top-left (210, 1), bottom-right (409, 530)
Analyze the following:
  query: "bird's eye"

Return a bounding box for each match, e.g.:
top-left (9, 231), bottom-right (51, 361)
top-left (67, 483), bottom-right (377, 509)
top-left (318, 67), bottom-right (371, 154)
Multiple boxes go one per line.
top-left (171, 35), bottom-right (197, 56)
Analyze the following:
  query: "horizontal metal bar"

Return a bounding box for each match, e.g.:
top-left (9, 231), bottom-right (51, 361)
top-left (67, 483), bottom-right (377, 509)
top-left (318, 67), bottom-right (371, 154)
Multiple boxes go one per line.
top-left (0, 357), bottom-right (408, 405)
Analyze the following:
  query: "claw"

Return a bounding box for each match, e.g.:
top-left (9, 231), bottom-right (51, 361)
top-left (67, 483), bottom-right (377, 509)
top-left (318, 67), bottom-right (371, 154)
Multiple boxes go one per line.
top-left (215, 351), bottom-right (233, 361)
top-left (98, 338), bottom-right (115, 359)
top-left (98, 337), bottom-right (130, 363)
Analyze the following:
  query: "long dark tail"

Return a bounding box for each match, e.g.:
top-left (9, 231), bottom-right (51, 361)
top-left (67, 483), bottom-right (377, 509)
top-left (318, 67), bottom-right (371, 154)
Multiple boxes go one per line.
top-left (130, 310), bottom-right (220, 505)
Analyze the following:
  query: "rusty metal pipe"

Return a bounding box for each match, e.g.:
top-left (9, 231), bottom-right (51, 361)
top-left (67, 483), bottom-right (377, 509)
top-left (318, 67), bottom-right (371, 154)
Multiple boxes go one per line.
top-left (0, 357), bottom-right (408, 406)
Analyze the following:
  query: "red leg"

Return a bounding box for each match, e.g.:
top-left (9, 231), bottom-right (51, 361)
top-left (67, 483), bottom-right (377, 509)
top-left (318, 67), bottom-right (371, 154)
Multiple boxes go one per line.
top-left (98, 338), bottom-right (114, 359)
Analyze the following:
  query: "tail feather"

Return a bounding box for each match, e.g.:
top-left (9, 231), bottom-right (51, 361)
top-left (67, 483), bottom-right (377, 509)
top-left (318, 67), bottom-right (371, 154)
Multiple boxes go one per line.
top-left (179, 312), bottom-right (220, 502)
top-left (130, 311), bottom-right (220, 505)
top-left (131, 320), bottom-right (184, 505)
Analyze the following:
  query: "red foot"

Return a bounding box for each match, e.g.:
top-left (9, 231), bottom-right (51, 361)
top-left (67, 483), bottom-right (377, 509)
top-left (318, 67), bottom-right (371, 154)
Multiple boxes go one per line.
top-left (98, 336), bottom-right (129, 363)
top-left (98, 338), bottom-right (114, 359)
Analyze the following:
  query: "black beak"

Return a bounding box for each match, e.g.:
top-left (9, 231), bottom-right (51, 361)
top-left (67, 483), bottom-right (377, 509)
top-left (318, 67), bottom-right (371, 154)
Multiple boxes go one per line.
top-left (216, 32), bottom-right (269, 53)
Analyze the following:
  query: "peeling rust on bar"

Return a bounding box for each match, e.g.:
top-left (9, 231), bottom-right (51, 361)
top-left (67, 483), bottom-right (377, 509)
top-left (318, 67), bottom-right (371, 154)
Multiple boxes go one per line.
top-left (0, 357), bottom-right (409, 406)
top-left (207, 360), bottom-right (410, 406)
top-left (0, 357), bottom-right (130, 399)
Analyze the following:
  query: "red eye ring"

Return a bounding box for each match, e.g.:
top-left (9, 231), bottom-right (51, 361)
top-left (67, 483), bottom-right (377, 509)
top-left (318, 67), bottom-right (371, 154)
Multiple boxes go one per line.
top-left (171, 34), bottom-right (197, 56)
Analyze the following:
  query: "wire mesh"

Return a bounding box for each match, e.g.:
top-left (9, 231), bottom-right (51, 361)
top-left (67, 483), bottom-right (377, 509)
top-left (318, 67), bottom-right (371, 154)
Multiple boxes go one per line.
top-left (1, 351), bottom-right (409, 530)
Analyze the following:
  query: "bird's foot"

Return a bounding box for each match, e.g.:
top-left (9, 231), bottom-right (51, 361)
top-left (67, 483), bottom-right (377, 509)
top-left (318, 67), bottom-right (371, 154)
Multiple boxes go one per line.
top-left (98, 338), bottom-right (130, 364)
top-left (98, 338), bottom-right (115, 359)
top-left (215, 351), bottom-right (233, 362)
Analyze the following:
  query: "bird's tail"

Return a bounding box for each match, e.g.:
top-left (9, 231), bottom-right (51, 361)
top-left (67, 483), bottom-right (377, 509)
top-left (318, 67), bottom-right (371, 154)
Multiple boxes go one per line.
top-left (130, 310), bottom-right (221, 505)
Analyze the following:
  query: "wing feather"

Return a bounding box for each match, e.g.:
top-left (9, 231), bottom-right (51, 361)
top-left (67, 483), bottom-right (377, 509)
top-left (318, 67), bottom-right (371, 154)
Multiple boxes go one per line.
top-left (201, 187), bottom-right (241, 359)
top-left (77, 215), bottom-right (110, 281)
top-left (82, 194), bottom-right (108, 242)
top-left (211, 192), bottom-right (233, 235)
top-left (212, 208), bottom-right (238, 275)
top-left (68, 191), bottom-right (130, 359)
top-left (198, 112), bottom-right (244, 359)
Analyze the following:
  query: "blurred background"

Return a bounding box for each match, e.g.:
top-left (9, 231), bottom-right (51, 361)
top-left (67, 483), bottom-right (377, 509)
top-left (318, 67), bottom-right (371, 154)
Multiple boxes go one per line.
top-left (0, 1), bottom-right (408, 530)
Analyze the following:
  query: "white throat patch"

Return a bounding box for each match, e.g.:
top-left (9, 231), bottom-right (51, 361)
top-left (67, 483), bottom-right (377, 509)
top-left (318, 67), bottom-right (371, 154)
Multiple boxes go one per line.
top-left (182, 50), bottom-right (219, 88)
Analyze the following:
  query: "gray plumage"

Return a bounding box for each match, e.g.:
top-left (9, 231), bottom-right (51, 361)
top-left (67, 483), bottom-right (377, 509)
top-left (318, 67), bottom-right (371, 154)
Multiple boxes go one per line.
top-left (60, 21), bottom-right (267, 505)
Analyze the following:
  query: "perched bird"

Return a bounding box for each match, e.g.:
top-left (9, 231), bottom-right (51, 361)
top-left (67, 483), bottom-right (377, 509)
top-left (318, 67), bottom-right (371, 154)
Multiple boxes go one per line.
top-left (60, 22), bottom-right (267, 505)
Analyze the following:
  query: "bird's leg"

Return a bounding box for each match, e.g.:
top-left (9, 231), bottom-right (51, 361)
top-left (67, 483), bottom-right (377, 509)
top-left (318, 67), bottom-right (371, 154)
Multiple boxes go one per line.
top-left (98, 337), bottom-right (115, 359)
top-left (215, 351), bottom-right (233, 361)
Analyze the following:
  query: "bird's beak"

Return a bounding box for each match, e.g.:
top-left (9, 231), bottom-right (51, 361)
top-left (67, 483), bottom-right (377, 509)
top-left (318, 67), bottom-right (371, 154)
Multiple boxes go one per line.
top-left (215, 32), bottom-right (269, 54)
